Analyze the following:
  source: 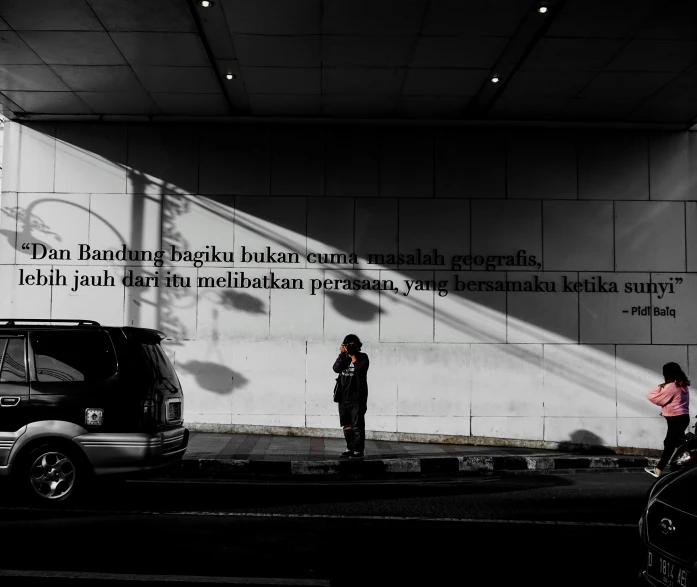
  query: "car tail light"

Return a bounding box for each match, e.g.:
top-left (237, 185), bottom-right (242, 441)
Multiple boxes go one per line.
top-left (673, 450), bottom-right (697, 467)
top-left (166, 398), bottom-right (182, 425)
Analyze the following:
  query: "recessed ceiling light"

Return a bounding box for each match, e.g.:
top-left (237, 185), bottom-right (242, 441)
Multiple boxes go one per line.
top-left (197, 0), bottom-right (213, 7)
top-left (491, 76), bottom-right (500, 83)
top-left (226, 73), bottom-right (236, 80)
top-left (537, 6), bottom-right (548, 13)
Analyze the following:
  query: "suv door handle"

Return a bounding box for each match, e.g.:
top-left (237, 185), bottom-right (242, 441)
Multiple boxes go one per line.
top-left (0, 397), bottom-right (20, 407)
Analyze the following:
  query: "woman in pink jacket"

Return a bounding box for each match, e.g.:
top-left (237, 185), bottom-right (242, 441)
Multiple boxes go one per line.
top-left (645, 362), bottom-right (691, 477)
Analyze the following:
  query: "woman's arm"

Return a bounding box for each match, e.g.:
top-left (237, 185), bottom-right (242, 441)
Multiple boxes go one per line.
top-left (647, 384), bottom-right (676, 407)
top-left (333, 352), bottom-right (349, 373)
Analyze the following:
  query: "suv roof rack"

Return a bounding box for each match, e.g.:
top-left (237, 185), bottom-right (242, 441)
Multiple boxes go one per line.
top-left (0, 319), bottom-right (101, 327)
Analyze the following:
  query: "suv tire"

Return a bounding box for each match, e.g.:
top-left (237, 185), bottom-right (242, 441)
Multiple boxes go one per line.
top-left (16, 443), bottom-right (89, 506)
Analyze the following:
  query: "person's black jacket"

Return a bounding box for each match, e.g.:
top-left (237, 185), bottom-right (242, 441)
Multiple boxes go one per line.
top-left (333, 351), bottom-right (369, 405)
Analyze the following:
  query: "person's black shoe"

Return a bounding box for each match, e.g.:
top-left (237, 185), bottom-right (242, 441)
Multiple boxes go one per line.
top-left (349, 452), bottom-right (364, 460)
top-left (339, 450), bottom-right (353, 459)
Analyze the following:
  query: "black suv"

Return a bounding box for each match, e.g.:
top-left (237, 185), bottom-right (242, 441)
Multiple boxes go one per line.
top-left (0, 319), bottom-right (188, 504)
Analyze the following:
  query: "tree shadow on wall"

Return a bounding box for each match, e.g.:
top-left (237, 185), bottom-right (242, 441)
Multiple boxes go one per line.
top-left (176, 360), bottom-right (247, 394)
top-left (557, 430), bottom-right (616, 455)
top-left (0, 184), bottom-right (259, 397)
top-left (219, 290), bottom-right (266, 313)
top-left (200, 195), bottom-right (384, 324)
top-left (326, 290), bottom-right (379, 322)
top-left (159, 189), bottom-right (193, 343)
top-left (0, 205), bottom-right (62, 258)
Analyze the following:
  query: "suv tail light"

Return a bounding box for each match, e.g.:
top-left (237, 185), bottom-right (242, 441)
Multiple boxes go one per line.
top-left (166, 398), bottom-right (182, 425)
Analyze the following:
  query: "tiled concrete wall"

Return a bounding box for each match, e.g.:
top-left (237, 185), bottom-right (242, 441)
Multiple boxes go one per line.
top-left (2, 121), bottom-right (697, 451)
top-left (0, 121), bottom-right (4, 193)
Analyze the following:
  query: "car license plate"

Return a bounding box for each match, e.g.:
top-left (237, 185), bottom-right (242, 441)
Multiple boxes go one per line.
top-left (647, 550), bottom-right (690, 587)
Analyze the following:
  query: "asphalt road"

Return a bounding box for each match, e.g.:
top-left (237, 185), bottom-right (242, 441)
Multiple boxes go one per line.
top-left (0, 470), bottom-right (657, 586)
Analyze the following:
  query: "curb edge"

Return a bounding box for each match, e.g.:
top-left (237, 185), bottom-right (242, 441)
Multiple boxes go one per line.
top-left (180, 454), bottom-right (653, 476)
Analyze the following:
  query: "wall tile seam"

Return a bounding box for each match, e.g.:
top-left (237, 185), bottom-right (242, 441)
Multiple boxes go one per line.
top-left (123, 125), bottom-right (130, 196)
top-left (613, 344), bottom-right (620, 445)
top-left (614, 416), bottom-right (676, 419)
top-left (542, 344), bottom-right (546, 430)
top-left (266, 129), bottom-right (273, 196)
top-left (540, 200), bottom-right (544, 277)
top-left (432, 273), bottom-right (436, 343)
top-left (168, 341), bottom-right (689, 346)
top-left (505, 270), bottom-right (509, 344)
top-left (574, 132), bottom-right (580, 201)
top-left (503, 132), bottom-right (508, 200)
top-left (2, 193), bottom-right (18, 266)
top-left (121, 254), bottom-right (128, 325)
top-left (646, 135), bottom-right (653, 201)
top-left (542, 415), bottom-right (619, 420)
top-left (50, 124), bottom-right (57, 194)
top-left (685, 201), bottom-right (688, 272)
top-left (258, 417), bottom-right (677, 422)
top-left (48, 263), bottom-right (54, 318)
top-left (16, 192), bottom-right (697, 203)
top-left (431, 131), bottom-right (436, 199)
top-left (376, 130), bottom-right (382, 199)
top-left (225, 413), bottom-right (308, 417)
top-left (11, 263), bottom-right (697, 274)
top-left (649, 273), bottom-right (653, 345)
top-left (575, 270), bottom-right (581, 344)
top-left (322, 126), bottom-right (327, 198)
top-left (191, 269), bottom-right (201, 337)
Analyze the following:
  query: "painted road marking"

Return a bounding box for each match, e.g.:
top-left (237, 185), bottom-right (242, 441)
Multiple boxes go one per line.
top-left (0, 569), bottom-right (330, 585)
top-left (124, 467), bottom-right (647, 486)
top-left (0, 506), bottom-right (637, 528)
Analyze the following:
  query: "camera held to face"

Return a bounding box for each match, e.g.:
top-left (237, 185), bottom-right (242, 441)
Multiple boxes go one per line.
top-left (342, 335), bottom-right (362, 355)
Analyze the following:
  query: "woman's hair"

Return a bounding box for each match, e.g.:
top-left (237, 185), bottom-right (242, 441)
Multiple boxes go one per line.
top-left (663, 362), bottom-right (690, 387)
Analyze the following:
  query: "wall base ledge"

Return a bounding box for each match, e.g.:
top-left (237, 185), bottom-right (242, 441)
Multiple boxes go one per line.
top-left (186, 422), bottom-right (661, 458)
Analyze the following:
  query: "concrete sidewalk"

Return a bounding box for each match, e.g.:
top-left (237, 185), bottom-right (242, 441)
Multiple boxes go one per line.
top-left (178, 432), bottom-right (658, 478)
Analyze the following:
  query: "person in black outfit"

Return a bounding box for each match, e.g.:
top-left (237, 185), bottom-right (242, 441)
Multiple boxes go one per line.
top-left (333, 334), bottom-right (369, 459)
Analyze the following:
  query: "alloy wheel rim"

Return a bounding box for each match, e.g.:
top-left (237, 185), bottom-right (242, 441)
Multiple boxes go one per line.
top-left (29, 451), bottom-right (76, 500)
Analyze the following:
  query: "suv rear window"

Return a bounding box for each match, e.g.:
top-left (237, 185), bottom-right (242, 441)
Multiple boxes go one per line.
top-left (31, 331), bottom-right (117, 383)
top-left (139, 342), bottom-right (180, 387)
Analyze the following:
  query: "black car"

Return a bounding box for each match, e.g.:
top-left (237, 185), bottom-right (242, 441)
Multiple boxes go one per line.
top-left (0, 319), bottom-right (188, 504)
top-left (639, 464), bottom-right (696, 586)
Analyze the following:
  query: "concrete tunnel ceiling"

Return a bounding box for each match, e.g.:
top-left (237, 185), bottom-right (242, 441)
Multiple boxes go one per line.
top-left (0, 0), bottom-right (697, 127)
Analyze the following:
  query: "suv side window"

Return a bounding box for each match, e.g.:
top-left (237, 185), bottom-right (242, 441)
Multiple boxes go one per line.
top-left (31, 331), bottom-right (117, 383)
top-left (0, 338), bottom-right (26, 382)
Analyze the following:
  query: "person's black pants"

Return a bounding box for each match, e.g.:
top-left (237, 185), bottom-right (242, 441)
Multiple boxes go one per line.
top-left (339, 402), bottom-right (366, 453)
top-left (657, 414), bottom-right (690, 470)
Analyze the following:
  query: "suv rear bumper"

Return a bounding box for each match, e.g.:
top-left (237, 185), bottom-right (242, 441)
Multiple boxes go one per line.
top-left (74, 427), bottom-right (189, 475)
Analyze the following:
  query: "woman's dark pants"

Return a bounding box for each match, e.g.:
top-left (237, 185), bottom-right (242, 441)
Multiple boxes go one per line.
top-left (658, 414), bottom-right (690, 470)
top-left (339, 402), bottom-right (366, 453)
